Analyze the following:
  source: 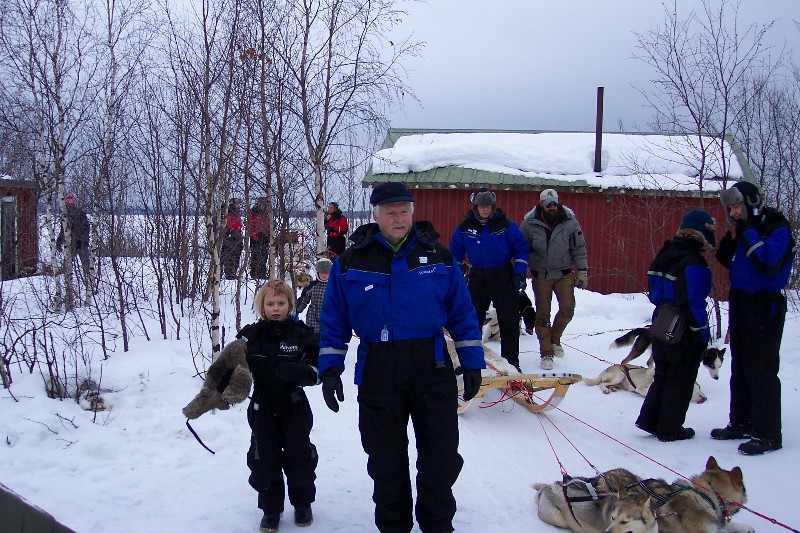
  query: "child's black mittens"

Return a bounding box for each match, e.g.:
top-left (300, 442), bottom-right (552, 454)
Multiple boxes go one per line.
top-left (182, 340), bottom-right (252, 420)
top-left (276, 362), bottom-right (318, 387)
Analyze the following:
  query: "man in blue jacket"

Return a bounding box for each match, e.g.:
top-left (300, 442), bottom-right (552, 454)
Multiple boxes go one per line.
top-left (713, 180), bottom-right (796, 455)
top-left (318, 182), bottom-right (485, 533)
top-left (450, 188), bottom-right (529, 371)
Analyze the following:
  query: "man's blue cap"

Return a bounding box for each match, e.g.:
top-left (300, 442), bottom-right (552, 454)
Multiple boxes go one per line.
top-left (369, 182), bottom-right (415, 206)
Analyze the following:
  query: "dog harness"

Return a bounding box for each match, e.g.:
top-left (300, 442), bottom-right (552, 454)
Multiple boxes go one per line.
top-left (625, 478), bottom-right (718, 519)
top-left (560, 474), bottom-right (616, 528)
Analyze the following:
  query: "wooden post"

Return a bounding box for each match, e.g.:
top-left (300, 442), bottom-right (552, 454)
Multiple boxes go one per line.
top-left (594, 86), bottom-right (604, 173)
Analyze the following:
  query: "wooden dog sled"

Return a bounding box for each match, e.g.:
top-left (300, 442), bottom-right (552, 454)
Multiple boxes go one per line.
top-left (447, 339), bottom-right (582, 414)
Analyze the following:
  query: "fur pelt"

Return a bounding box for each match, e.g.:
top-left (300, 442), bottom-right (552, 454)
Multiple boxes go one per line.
top-left (182, 340), bottom-right (252, 420)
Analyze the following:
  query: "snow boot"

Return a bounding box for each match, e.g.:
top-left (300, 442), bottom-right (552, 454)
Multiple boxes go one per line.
top-left (552, 344), bottom-right (565, 357)
top-left (294, 505), bottom-right (313, 527)
top-left (260, 512), bottom-right (280, 532)
top-left (657, 427), bottom-right (695, 442)
top-left (710, 424), bottom-right (751, 441)
top-left (540, 356), bottom-right (554, 370)
top-left (738, 436), bottom-right (782, 456)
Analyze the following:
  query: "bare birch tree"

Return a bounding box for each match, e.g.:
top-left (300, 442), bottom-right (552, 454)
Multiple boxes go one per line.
top-left (633, 0), bottom-right (780, 194)
top-left (270, 0), bottom-right (420, 256)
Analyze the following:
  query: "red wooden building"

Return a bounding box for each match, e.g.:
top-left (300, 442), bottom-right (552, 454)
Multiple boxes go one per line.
top-left (0, 178), bottom-right (39, 279)
top-left (364, 129), bottom-right (755, 295)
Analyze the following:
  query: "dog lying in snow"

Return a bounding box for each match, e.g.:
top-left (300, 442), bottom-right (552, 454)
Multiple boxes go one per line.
top-left (534, 456), bottom-right (753, 533)
top-left (613, 326), bottom-right (726, 380)
top-left (582, 363), bottom-right (707, 403)
top-left (482, 292), bottom-right (536, 342)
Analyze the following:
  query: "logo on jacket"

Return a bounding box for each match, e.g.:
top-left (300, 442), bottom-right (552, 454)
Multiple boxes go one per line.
top-left (279, 342), bottom-right (302, 355)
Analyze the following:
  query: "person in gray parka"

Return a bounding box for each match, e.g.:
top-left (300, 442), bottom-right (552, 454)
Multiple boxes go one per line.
top-left (520, 189), bottom-right (588, 370)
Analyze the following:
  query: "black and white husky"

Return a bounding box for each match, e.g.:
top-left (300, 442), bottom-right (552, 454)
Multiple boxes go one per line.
top-left (613, 327), bottom-right (726, 380)
top-left (482, 292), bottom-right (536, 342)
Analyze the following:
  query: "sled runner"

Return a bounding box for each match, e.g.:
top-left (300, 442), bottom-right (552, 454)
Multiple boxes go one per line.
top-left (446, 339), bottom-right (581, 414)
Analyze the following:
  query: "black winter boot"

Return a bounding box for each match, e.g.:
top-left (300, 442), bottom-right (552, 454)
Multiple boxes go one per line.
top-left (711, 424), bottom-right (751, 441)
top-left (738, 436), bottom-right (782, 456)
top-left (657, 427), bottom-right (695, 442)
top-left (260, 512), bottom-right (280, 532)
top-left (294, 505), bottom-right (313, 527)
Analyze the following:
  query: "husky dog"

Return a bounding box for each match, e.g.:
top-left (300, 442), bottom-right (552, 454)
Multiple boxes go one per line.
top-left (481, 292), bottom-right (536, 342)
top-left (582, 363), bottom-right (707, 403)
top-left (534, 457), bottom-right (752, 533)
top-left (626, 456), bottom-right (754, 533)
top-left (534, 468), bottom-right (655, 533)
top-left (613, 327), bottom-right (726, 379)
top-left (607, 489), bottom-right (658, 533)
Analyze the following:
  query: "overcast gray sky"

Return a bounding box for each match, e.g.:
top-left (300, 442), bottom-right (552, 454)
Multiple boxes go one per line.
top-left (388, 0), bottom-right (800, 132)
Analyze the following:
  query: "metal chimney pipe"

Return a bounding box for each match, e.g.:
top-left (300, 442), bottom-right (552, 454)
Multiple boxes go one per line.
top-left (594, 86), bottom-right (604, 173)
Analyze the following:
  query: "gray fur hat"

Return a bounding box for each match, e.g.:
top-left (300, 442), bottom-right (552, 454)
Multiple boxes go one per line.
top-left (182, 340), bottom-right (252, 420)
top-left (315, 258), bottom-right (333, 274)
top-left (470, 188), bottom-right (496, 207)
top-left (720, 181), bottom-right (763, 225)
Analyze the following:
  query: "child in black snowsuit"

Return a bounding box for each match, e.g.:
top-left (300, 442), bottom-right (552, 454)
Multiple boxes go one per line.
top-left (237, 279), bottom-right (320, 532)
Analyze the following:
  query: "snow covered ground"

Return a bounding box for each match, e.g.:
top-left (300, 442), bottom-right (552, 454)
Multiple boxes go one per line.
top-left (1, 279), bottom-right (799, 532)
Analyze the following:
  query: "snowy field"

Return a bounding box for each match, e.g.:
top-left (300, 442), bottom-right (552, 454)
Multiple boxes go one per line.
top-left (1, 277), bottom-right (799, 532)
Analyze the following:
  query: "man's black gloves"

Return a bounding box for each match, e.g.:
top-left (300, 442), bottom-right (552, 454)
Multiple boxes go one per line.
top-left (510, 274), bottom-right (526, 293)
top-left (715, 230), bottom-right (737, 268)
top-left (462, 369), bottom-right (482, 401)
top-left (276, 362), bottom-right (318, 387)
top-left (734, 218), bottom-right (751, 237)
top-left (321, 367), bottom-right (344, 412)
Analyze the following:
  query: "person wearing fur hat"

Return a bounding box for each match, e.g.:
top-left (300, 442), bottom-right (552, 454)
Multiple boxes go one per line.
top-left (635, 209), bottom-right (715, 443)
top-left (712, 180), bottom-right (796, 455)
top-left (296, 257), bottom-right (333, 334)
top-left (519, 189), bottom-right (588, 370)
top-left (449, 187), bottom-right (529, 371)
top-left (318, 181), bottom-right (485, 533)
top-left (238, 280), bottom-right (321, 532)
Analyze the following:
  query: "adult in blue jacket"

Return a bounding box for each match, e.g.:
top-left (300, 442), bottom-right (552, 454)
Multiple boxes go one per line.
top-left (450, 188), bottom-right (529, 370)
top-left (636, 209), bottom-right (715, 443)
top-left (318, 182), bottom-right (485, 533)
top-left (712, 181), bottom-right (796, 455)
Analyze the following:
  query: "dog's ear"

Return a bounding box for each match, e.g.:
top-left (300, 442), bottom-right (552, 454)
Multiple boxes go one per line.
top-left (730, 466), bottom-right (744, 487)
top-left (706, 456), bottom-right (720, 471)
top-left (720, 347), bottom-right (727, 356)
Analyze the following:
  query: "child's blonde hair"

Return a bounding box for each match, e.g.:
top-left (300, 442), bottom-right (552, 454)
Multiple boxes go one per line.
top-left (254, 280), bottom-right (296, 319)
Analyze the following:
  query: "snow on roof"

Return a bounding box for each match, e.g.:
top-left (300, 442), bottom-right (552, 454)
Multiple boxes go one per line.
top-left (371, 132), bottom-right (745, 192)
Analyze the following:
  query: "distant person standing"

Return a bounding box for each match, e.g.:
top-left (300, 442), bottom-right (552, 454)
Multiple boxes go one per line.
top-left (449, 187), bottom-right (529, 371)
top-left (520, 189), bottom-right (588, 370)
top-left (221, 198), bottom-right (244, 279)
top-left (57, 194), bottom-right (90, 278)
top-left (324, 202), bottom-right (348, 259)
top-left (635, 209), bottom-right (715, 442)
top-left (296, 257), bottom-right (332, 334)
top-left (712, 181), bottom-right (796, 455)
top-left (249, 197), bottom-right (270, 279)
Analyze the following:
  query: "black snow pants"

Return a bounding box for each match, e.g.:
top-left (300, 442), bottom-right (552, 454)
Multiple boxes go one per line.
top-left (636, 333), bottom-right (703, 437)
top-left (358, 338), bottom-right (462, 533)
top-left (246, 391), bottom-right (318, 514)
top-left (728, 289), bottom-right (785, 442)
top-left (468, 264), bottom-right (520, 367)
